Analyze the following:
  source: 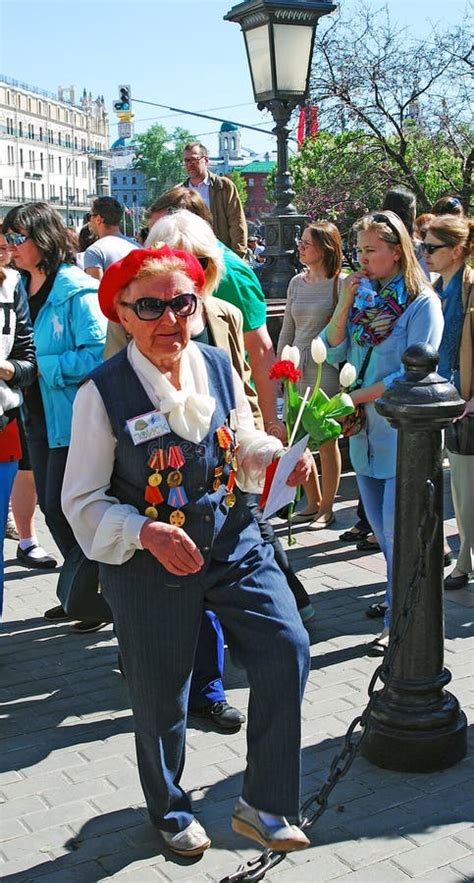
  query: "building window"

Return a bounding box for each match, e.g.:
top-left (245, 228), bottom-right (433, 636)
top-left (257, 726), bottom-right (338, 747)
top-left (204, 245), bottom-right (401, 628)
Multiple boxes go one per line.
top-left (9, 180), bottom-right (15, 198)
top-left (40, 152), bottom-right (44, 171)
top-left (112, 176), bottom-right (117, 185)
top-left (28, 98), bottom-right (32, 112)
top-left (76, 188), bottom-right (79, 203)
top-left (31, 182), bottom-right (36, 198)
top-left (58, 132), bottom-right (62, 145)
top-left (41, 183), bottom-right (45, 199)
top-left (83, 188), bottom-right (87, 203)
top-left (74, 137), bottom-right (78, 150)
top-left (132, 176), bottom-right (136, 184)
top-left (39, 126), bottom-right (43, 141)
top-left (38, 101), bottom-right (42, 115)
top-left (49, 155), bottom-right (54, 173)
top-left (21, 181), bottom-right (25, 199)
top-left (19, 149), bottom-right (24, 168)
top-left (58, 157), bottom-right (62, 173)
top-left (7, 145), bottom-right (14, 165)
top-left (122, 176), bottom-right (127, 184)
top-left (18, 121), bottom-right (23, 137)
top-left (248, 178), bottom-right (255, 187)
top-left (60, 186), bottom-right (63, 202)
top-left (29, 150), bottom-right (35, 169)
top-left (123, 194), bottom-right (128, 202)
top-left (82, 162), bottom-right (87, 177)
top-left (6, 90), bottom-right (10, 105)
top-left (75, 161), bottom-right (78, 176)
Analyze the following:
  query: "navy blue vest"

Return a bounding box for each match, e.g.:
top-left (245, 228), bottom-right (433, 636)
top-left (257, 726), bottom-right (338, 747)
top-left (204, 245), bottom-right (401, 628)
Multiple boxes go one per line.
top-left (90, 344), bottom-right (262, 589)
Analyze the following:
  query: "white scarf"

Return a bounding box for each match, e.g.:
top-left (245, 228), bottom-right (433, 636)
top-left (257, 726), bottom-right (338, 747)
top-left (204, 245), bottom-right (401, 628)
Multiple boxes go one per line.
top-left (128, 341), bottom-right (216, 443)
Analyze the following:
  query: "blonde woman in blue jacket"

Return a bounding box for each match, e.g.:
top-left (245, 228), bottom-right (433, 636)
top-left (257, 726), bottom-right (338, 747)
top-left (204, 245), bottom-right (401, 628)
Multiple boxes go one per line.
top-left (3, 204), bottom-right (106, 625)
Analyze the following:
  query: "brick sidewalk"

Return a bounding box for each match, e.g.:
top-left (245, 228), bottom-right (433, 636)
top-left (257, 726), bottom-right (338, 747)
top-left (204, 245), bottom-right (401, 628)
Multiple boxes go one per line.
top-left (1, 471), bottom-right (473, 882)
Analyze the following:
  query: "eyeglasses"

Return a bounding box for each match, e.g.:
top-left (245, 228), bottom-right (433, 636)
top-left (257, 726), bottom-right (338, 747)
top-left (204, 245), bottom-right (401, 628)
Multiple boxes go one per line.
top-left (370, 213), bottom-right (400, 242)
top-left (118, 293), bottom-right (198, 321)
top-left (297, 239), bottom-right (313, 248)
top-left (183, 156), bottom-right (205, 164)
top-left (4, 232), bottom-right (29, 246)
top-left (420, 242), bottom-right (448, 255)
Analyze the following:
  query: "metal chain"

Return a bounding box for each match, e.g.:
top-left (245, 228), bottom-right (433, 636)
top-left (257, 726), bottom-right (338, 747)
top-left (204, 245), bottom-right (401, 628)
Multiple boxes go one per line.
top-left (220, 480), bottom-right (437, 883)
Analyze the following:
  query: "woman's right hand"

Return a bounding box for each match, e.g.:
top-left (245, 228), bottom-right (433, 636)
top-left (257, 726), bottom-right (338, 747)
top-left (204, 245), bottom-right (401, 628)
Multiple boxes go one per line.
top-left (340, 271), bottom-right (366, 307)
top-left (140, 520), bottom-right (204, 576)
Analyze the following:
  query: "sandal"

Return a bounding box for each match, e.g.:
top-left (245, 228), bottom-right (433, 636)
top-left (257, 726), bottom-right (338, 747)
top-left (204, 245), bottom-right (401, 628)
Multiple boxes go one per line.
top-left (367, 637), bottom-right (388, 657)
top-left (339, 527), bottom-right (370, 543)
top-left (356, 535), bottom-right (381, 552)
top-left (366, 602), bottom-right (387, 619)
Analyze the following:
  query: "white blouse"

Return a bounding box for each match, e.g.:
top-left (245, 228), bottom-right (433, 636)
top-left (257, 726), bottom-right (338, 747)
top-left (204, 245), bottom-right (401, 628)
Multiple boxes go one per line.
top-left (62, 341), bottom-right (282, 565)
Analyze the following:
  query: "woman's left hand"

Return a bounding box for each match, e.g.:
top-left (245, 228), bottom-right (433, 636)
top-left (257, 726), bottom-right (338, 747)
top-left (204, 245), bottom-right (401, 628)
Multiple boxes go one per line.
top-left (454, 397), bottom-right (474, 420)
top-left (286, 448), bottom-right (313, 486)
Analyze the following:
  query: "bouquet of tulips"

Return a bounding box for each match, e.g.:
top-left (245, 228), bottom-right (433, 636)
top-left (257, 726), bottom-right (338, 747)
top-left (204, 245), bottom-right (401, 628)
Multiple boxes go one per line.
top-left (270, 338), bottom-right (356, 449)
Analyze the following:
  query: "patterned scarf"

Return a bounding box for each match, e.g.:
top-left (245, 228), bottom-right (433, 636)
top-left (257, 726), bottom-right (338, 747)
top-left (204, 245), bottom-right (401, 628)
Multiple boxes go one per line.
top-left (351, 273), bottom-right (409, 347)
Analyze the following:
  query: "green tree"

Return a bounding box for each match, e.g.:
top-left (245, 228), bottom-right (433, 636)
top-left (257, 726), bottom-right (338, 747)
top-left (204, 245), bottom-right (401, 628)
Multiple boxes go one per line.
top-left (133, 125), bottom-right (195, 203)
top-left (229, 170), bottom-right (248, 207)
top-left (279, 126), bottom-right (470, 239)
top-left (309, 2), bottom-right (473, 212)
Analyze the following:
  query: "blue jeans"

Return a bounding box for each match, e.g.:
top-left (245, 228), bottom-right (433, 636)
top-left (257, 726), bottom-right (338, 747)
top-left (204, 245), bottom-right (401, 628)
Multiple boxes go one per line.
top-left (1, 460), bottom-right (18, 616)
top-left (357, 475), bottom-right (396, 629)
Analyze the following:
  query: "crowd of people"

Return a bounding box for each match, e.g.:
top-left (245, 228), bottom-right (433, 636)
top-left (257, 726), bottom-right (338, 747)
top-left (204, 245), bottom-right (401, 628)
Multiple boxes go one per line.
top-left (1, 146), bottom-right (472, 858)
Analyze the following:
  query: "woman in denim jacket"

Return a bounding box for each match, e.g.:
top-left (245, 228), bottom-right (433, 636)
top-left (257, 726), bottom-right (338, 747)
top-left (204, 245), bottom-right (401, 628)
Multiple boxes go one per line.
top-left (320, 211), bottom-right (443, 655)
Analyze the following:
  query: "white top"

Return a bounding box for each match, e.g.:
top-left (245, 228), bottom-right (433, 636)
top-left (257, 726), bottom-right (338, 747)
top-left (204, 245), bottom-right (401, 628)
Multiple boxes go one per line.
top-left (187, 175), bottom-right (210, 208)
top-left (62, 340), bottom-right (282, 566)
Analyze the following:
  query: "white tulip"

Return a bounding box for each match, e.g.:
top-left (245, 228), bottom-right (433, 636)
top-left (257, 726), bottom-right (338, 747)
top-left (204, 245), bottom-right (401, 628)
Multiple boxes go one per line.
top-left (281, 345), bottom-right (300, 368)
top-left (311, 337), bottom-right (327, 365)
top-left (339, 363), bottom-right (357, 389)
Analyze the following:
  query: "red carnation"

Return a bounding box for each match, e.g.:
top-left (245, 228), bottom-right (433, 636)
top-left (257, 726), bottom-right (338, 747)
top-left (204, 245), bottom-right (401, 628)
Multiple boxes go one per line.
top-left (269, 360), bottom-right (302, 383)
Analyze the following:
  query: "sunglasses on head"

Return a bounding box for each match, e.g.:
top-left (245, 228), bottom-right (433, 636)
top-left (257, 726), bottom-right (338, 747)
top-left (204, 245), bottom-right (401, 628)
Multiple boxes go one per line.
top-left (371, 213), bottom-right (400, 242)
top-left (420, 242), bottom-right (448, 255)
top-left (4, 232), bottom-right (29, 246)
top-left (119, 292), bottom-right (198, 321)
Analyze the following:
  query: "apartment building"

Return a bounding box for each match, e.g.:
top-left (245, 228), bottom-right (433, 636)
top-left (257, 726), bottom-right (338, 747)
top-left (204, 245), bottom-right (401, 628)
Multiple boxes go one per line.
top-left (0, 76), bottom-right (109, 227)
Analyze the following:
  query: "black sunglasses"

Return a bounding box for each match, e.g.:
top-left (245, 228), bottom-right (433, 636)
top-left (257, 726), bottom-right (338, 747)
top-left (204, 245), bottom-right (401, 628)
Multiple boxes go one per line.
top-left (420, 242), bottom-right (448, 255)
top-left (119, 293), bottom-right (198, 321)
top-left (4, 232), bottom-right (29, 246)
top-left (371, 213), bottom-right (400, 242)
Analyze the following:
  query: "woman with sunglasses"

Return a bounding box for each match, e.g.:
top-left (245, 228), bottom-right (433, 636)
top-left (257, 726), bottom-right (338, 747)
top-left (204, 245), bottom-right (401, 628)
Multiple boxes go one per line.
top-left (62, 246), bottom-right (313, 857)
top-left (2, 203), bottom-right (106, 629)
top-left (0, 228), bottom-right (37, 612)
top-left (277, 221), bottom-right (343, 528)
top-left (320, 211), bottom-right (443, 655)
top-left (423, 214), bottom-right (474, 591)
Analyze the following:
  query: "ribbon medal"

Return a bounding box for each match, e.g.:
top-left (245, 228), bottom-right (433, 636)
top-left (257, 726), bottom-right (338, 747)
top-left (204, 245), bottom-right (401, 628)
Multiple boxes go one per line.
top-left (168, 485), bottom-right (189, 526)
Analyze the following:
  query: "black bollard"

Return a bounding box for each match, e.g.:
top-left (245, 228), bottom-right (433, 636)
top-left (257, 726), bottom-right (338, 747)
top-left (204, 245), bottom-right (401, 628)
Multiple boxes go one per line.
top-left (361, 344), bottom-right (468, 772)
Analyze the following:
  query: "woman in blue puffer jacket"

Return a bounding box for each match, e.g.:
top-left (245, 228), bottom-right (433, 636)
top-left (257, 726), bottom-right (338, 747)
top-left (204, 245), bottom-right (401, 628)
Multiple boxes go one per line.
top-left (3, 203), bottom-right (106, 625)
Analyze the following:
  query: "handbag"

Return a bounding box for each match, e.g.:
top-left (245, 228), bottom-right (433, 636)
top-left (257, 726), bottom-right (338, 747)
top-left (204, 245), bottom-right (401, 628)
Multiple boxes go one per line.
top-left (57, 544), bottom-right (112, 623)
top-left (446, 415), bottom-right (474, 456)
top-left (340, 348), bottom-right (373, 438)
top-left (444, 293), bottom-right (473, 456)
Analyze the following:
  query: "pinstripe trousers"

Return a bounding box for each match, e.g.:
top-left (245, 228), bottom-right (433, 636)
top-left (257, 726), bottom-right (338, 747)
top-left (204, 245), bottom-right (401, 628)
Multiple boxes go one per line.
top-left (101, 539), bottom-right (310, 834)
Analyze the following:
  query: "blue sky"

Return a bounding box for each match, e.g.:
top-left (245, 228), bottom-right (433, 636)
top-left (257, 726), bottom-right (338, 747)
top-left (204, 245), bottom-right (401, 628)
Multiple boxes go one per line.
top-left (0, 0), bottom-right (458, 159)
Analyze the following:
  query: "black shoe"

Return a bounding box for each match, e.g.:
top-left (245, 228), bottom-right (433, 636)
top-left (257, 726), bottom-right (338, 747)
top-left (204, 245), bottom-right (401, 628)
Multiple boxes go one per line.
top-left (444, 572), bottom-right (469, 591)
top-left (367, 637), bottom-right (388, 657)
top-left (44, 604), bottom-right (70, 621)
top-left (366, 602), bottom-right (387, 619)
top-left (444, 552), bottom-right (454, 567)
top-left (17, 544), bottom-right (58, 569)
top-left (72, 621), bottom-right (108, 633)
top-left (339, 527), bottom-right (370, 543)
top-left (190, 700), bottom-right (246, 730)
top-left (356, 536), bottom-right (381, 553)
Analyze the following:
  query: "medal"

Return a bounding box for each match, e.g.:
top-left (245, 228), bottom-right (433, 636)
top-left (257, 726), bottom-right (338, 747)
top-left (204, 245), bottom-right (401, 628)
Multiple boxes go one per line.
top-left (145, 505), bottom-right (159, 520)
top-left (225, 493), bottom-right (236, 507)
top-left (148, 449), bottom-right (167, 471)
top-left (214, 466), bottom-right (224, 477)
top-left (225, 470), bottom-right (236, 507)
top-left (213, 478), bottom-right (222, 491)
top-left (168, 486), bottom-right (189, 508)
top-left (148, 472), bottom-right (162, 487)
top-left (168, 445), bottom-right (185, 469)
top-left (167, 469), bottom-right (183, 487)
top-left (145, 485), bottom-right (164, 505)
top-left (170, 510), bottom-right (186, 527)
top-left (225, 449), bottom-right (232, 464)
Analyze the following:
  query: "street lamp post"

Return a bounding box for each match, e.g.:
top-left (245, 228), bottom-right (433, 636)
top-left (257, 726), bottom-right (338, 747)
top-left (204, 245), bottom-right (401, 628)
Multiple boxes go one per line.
top-left (225, 0), bottom-right (336, 298)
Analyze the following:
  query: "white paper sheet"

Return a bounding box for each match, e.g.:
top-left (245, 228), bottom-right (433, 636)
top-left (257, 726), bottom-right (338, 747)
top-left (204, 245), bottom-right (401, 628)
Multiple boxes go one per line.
top-left (262, 435), bottom-right (310, 521)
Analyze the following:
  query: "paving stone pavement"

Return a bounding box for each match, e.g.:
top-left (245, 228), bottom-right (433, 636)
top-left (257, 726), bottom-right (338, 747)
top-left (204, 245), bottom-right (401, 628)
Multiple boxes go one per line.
top-left (1, 470), bottom-right (473, 882)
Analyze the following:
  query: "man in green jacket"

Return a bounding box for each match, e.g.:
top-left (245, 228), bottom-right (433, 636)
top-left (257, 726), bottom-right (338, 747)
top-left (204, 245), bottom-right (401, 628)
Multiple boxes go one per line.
top-left (182, 142), bottom-right (247, 259)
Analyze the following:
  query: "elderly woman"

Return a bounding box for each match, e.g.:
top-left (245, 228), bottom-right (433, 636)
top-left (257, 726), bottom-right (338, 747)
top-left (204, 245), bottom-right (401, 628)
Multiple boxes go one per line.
top-left (62, 246), bottom-right (312, 857)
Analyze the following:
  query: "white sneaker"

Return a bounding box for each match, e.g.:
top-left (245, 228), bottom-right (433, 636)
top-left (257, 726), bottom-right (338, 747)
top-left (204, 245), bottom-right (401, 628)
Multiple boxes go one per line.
top-left (159, 818), bottom-right (211, 856)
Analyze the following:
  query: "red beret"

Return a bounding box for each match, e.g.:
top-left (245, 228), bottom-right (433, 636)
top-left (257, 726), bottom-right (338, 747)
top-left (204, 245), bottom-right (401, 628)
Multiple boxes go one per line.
top-left (98, 246), bottom-right (206, 322)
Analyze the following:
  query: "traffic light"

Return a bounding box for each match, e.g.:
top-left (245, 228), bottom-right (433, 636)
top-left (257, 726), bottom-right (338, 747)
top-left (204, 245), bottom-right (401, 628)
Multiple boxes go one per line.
top-left (114, 86), bottom-right (131, 113)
